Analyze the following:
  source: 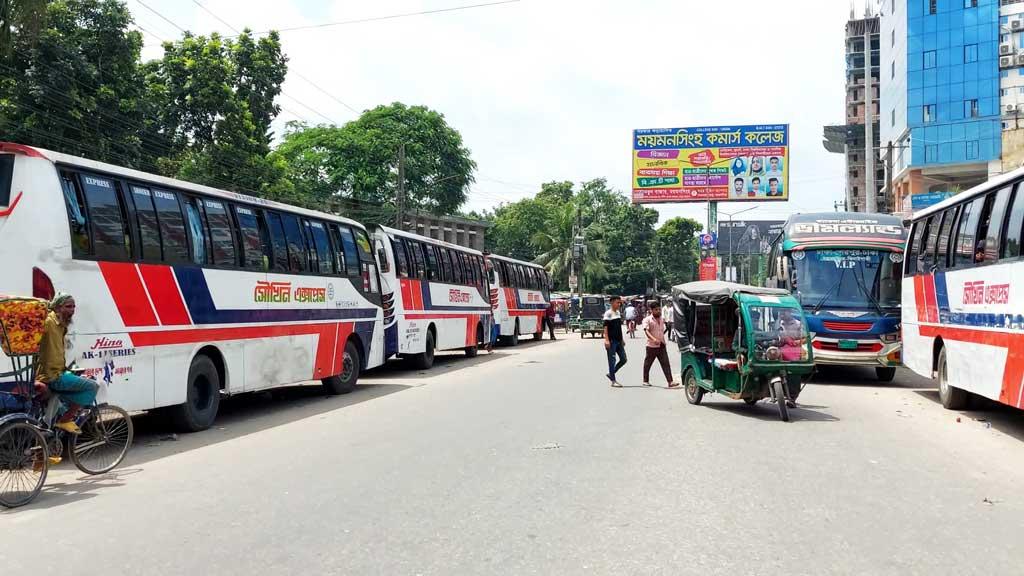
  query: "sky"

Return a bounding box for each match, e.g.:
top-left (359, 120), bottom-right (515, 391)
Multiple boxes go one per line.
top-left (127, 0), bottom-right (853, 228)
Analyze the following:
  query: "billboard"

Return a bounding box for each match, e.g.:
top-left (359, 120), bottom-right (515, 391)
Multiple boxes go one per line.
top-left (632, 124), bottom-right (789, 204)
top-left (717, 220), bottom-right (785, 256)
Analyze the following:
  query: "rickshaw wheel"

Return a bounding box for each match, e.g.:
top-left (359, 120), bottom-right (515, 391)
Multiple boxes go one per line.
top-left (684, 369), bottom-right (703, 405)
top-left (773, 379), bottom-right (790, 422)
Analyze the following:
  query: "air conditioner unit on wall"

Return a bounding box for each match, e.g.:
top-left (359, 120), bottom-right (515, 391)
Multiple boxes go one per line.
top-left (1007, 104), bottom-right (1018, 114)
top-left (1001, 55), bottom-right (1015, 68)
top-left (1002, 43), bottom-right (1014, 55)
top-left (1017, 53), bottom-right (1024, 66)
top-left (1013, 19), bottom-right (1023, 31)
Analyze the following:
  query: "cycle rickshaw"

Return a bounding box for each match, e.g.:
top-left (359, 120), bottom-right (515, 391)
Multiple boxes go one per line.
top-left (0, 295), bottom-right (133, 508)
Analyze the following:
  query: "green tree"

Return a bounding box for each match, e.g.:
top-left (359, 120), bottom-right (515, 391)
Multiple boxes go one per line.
top-left (656, 217), bottom-right (701, 287)
top-left (0, 0), bottom-right (149, 167)
top-left (148, 30), bottom-right (289, 195)
top-left (274, 103), bottom-right (476, 216)
top-left (486, 198), bottom-right (549, 260)
top-left (531, 201), bottom-right (606, 291)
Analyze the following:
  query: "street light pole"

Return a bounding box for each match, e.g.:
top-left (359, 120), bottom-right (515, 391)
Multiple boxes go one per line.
top-left (718, 206), bottom-right (759, 282)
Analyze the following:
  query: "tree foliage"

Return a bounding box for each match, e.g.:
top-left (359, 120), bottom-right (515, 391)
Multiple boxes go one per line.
top-left (487, 178), bottom-right (698, 295)
top-left (0, 0), bottom-right (148, 166)
top-left (273, 103), bottom-right (477, 217)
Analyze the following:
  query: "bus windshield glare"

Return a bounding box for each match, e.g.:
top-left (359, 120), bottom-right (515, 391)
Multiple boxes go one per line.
top-left (792, 249), bottom-right (902, 310)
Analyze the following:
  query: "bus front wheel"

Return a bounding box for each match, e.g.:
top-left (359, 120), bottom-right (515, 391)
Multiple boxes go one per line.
top-left (937, 347), bottom-right (969, 410)
top-left (170, 354), bottom-right (221, 433)
top-left (875, 367), bottom-right (897, 382)
top-left (323, 340), bottom-right (360, 395)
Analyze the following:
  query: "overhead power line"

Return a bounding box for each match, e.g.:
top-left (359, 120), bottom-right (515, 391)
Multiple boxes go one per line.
top-left (248, 0), bottom-right (521, 35)
top-left (190, 0), bottom-right (240, 34)
top-left (134, 0), bottom-right (186, 33)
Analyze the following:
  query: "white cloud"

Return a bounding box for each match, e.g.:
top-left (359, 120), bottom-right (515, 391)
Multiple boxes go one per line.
top-left (127, 0), bottom-right (850, 226)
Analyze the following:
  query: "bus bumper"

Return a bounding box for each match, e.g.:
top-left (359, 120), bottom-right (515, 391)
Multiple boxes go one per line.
top-left (811, 340), bottom-right (902, 368)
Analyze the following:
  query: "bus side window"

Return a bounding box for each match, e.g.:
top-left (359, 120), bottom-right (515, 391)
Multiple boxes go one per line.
top-left (80, 173), bottom-right (131, 261)
top-left (182, 196), bottom-right (210, 266)
top-left (60, 173), bottom-right (91, 257)
top-left (264, 211), bottom-right (290, 272)
top-left (152, 189), bottom-right (190, 264)
top-left (954, 197), bottom-right (984, 268)
top-left (439, 248), bottom-right (454, 283)
top-left (353, 228), bottom-right (379, 294)
top-left (279, 213), bottom-right (308, 273)
top-left (204, 199), bottom-right (238, 267)
top-left (130, 186), bottom-right (163, 261)
top-left (393, 239), bottom-right (409, 278)
top-left (935, 207), bottom-right (957, 270)
top-left (234, 206), bottom-right (266, 270)
top-left (985, 186), bottom-right (1012, 262)
top-left (410, 241), bottom-right (426, 279)
top-left (424, 244), bottom-right (439, 281)
top-left (453, 252), bottom-right (466, 285)
top-left (920, 215), bottom-right (939, 272)
top-left (308, 221), bottom-right (334, 274)
top-left (336, 225), bottom-right (361, 277)
top-left (973, 193), bottom-right (998, 264)
top-left (1003, 183), bottom-right (1024, 259)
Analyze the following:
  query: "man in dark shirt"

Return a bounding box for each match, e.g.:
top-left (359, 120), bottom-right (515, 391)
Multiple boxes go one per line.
top-left (603, 296), bottom-right (627, 387)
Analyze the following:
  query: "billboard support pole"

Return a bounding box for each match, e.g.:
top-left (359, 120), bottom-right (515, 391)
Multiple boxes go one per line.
top-left (708, 201), bottom-right (718, 280)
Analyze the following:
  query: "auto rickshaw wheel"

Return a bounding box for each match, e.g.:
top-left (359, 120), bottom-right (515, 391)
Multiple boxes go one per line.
top-left (684, 369), bottom-right (703, 405)
top-left (773, 378), bottom-right (790, 422)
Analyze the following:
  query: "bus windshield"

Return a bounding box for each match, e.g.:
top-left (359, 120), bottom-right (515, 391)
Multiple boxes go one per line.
top-left (792, 249), bottom-right (902, 311)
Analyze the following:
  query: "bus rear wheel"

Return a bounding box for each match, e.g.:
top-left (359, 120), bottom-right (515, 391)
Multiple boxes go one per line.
top-left (466, 325), bottom-right (483, 357)
top-left (937, 347), bottom-right (969, 410)
top-left (323, 340), bottom-right (360, 395)
top-left (875, 367), bottom-right (897, 382)
top-left (170, 354), bottom-right (221, 433)
top-left (411, 330), bottom-right (435, 370)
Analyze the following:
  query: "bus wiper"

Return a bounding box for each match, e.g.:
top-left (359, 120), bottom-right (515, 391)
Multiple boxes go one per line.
top-left (811, 268), bottom-right (846, 314)
top-left (853, 265), bottom-right (884, 317)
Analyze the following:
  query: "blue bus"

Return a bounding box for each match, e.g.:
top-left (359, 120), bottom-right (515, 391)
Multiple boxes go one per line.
top-left (765, 213), bottom-right (908, 381)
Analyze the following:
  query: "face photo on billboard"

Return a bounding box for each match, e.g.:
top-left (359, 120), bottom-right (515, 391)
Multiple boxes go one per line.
top-left (766, 155), bottom-right (784, 176)
top-left (766, 176), bottom-right (785, 197)
top-left (732, 176), bottom-right (746, 198)
top-left (749, 175), bottom-right (763, 196)
top-left (747, 156), bottom-right (765, 177)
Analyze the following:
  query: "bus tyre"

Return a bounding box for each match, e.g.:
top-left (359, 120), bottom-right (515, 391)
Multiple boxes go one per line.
top-left (875, 367), bottom-right (897, 382)
top-left (412, 330), bottom-right (435, 370)
top-left (506, 321), bottom-right (520, 346)
top-left (323, 340), bottom-right (360, 395)
top-left (466, 325), bottom-right (482, 358)
top-left (937, 347), bottom-right (968, 410)
top-left (171, 355), bottom-right (221, 433)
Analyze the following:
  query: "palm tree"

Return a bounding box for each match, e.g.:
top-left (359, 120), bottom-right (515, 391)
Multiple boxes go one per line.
top-left (531, 202), bottom-right (607, 291)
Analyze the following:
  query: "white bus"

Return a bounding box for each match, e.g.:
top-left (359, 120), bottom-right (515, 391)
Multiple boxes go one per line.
top-left (902, 165), bottom-right (1024, 411)
top-left (487, 254), bottom-right (551, 345)
top-left (371, 225), bottom-right (492, 368)
top-left (0, 142), bottom-right (385, 431)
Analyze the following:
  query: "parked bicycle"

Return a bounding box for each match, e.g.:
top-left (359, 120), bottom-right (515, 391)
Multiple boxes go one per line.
top-left (0, 295), bottom-right (132, 508)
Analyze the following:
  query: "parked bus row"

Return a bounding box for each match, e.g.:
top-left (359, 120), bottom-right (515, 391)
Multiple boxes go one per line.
top-left (0, 143), bottom-right (550, 431)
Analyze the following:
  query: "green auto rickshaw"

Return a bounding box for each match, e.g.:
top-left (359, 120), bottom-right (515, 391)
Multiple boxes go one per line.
top-left (578, 295), bottom-right (606, 339)
top-left (671, 281), bottom-right (814, 422)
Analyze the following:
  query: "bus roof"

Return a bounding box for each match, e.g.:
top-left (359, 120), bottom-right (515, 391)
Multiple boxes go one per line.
top-left (910, 163), bottom-right (1024, 222)
top-left (374, 225), bottom-right (484, 255)
top-left (488, 253), bottom-right (545, 269)
top-left (781, 212), bottom-right (906, 251)
top-left (0, 141), bottom-right (365, 229)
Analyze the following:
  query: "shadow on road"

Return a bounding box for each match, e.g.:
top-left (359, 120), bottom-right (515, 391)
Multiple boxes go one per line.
top-left (913, 389), bottom-right (1024, 443)
top-left (699, 400), bottom-right (840, 423)
top-left (808, 365), bottom-right (930, 390)
top-left (362, 338), bottom-right (556, 381)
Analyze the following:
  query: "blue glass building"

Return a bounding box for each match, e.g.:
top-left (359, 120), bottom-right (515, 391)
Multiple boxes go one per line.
top-left (881, 0), bottom-right (1001, 211)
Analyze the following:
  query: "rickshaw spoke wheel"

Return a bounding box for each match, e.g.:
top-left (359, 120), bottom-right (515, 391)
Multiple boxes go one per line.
top-left (773, 379), bottom-right (790, 422)
top-left (71, 405), bottom-right (134, 475)
top-left (0, 422), bottom-right (48, 508)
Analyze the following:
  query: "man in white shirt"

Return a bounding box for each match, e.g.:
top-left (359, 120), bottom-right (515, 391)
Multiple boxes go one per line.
top-left (661, 302), bottom-right (674, 342)
top-left (624, 302), bottom-right (638, 338)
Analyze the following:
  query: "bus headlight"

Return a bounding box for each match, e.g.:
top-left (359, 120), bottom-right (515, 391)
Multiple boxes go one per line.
top-left (881, 332), bottom-right (899, 343)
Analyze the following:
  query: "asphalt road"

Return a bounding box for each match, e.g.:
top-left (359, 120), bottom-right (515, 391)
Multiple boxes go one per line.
top-left (3, 334), bottom-right (1023, 575)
